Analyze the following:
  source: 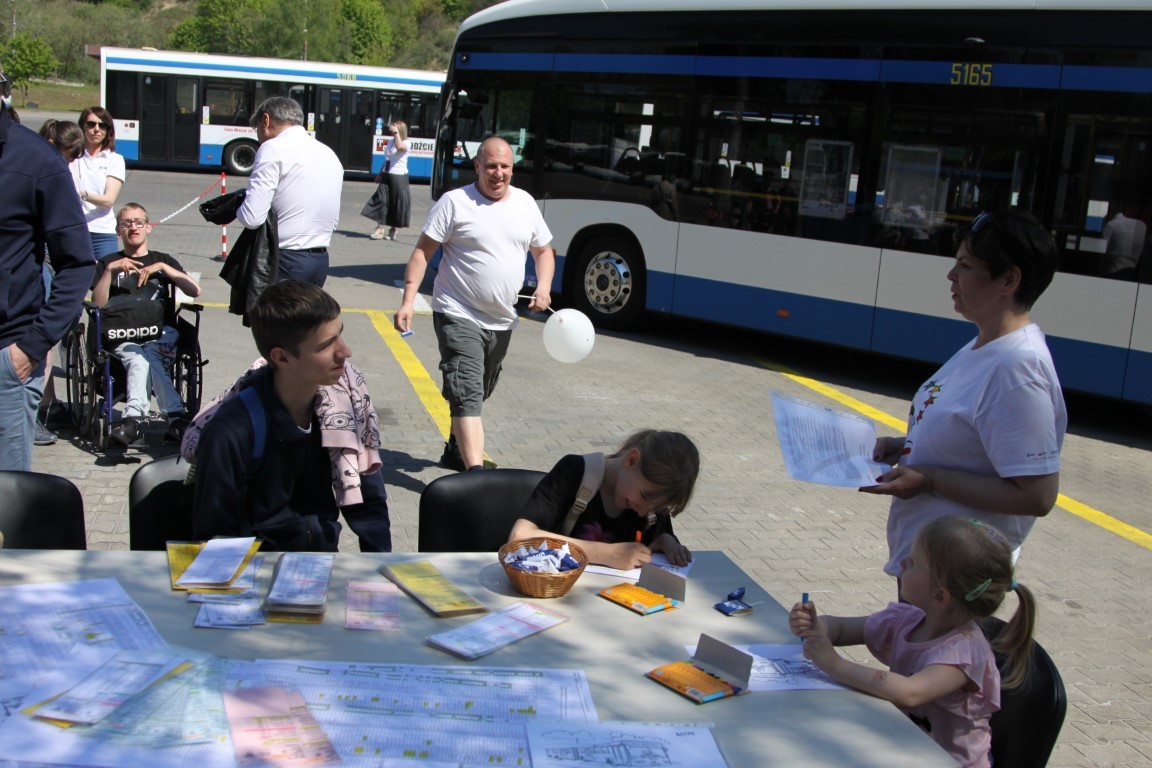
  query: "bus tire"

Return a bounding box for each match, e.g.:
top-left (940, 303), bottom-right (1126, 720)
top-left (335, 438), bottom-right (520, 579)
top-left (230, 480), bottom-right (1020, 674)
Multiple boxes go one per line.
top-left (570, 234), bottom-right (646, 330)
top-left (223, 141), bottom-right (259, 176)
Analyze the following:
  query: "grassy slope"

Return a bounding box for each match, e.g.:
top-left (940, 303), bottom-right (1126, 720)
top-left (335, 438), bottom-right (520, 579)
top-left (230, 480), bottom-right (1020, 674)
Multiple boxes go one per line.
top-left (18, 81), bottom-right (100, 113)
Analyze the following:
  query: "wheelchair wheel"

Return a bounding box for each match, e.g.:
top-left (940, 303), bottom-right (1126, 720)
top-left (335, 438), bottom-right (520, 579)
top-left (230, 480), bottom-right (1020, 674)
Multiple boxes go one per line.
top-left (173, 310), bottom-right (206, 415)
top-left (64, 322), bottom-right (88, 429)
top-left (173, 348), bottom-right (204, 415)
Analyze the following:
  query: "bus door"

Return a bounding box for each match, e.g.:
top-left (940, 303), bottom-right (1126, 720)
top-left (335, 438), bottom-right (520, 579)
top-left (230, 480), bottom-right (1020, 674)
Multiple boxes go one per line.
top-left (315, 87), bottom-right (344, 162)
top-left (346, 89), bottom-right (375, 172)
top-left (140, 74), bottom-right (199, 162)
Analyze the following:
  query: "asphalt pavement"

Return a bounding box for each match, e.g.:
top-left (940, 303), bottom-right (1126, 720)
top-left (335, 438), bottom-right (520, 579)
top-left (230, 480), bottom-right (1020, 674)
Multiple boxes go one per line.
top-left (20, 163), bottom-right (1152, 768)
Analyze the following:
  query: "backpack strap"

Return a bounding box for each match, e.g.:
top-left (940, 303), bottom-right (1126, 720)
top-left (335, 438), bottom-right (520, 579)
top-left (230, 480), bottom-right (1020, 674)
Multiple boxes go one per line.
top-left (238, 386), bottom-right (266, 461)
top-left (560, 453), bottom-right (605, 536)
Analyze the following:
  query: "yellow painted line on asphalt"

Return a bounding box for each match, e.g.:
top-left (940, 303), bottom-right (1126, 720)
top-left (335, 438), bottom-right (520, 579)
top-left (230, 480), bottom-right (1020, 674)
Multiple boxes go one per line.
top-left (752, 355), bottom-right (1152, 553)
top-left (364, 309), bottom-right (451, 440)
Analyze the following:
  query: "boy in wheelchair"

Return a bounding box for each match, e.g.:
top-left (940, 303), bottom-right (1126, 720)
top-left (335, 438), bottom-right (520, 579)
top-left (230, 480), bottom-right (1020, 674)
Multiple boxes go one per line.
top-left (92, 203), bottom-right (201, 446)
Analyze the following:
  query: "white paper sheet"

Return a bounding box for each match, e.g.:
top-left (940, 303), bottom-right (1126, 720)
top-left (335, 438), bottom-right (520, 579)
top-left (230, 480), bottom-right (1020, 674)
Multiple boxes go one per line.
top-left (688, 642), bottom-right (847, 691)
top-left (770, 391), bottom-right (891, 487)
top-left (584, 552), bottom-right (695, 581)
top-left (526, 721), bottom-right (727, 768)
top-left (0, 578), bottom-right (169, 683)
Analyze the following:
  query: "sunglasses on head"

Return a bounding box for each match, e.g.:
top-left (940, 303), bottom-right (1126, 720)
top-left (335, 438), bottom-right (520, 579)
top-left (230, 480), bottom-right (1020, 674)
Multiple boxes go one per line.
top-left (85, 120), bottom-right (109, 130)
top-left (953, 211), bottom-right (998, 250)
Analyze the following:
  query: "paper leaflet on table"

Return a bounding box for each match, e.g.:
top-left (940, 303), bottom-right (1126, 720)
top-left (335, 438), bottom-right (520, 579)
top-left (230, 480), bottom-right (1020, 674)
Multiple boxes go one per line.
top-left (0, 577), bottom-right (170, 685)
top-left (187, 555), bottom-right (263, 602)
top-left (22, 645), bottom-right (191, 726)
top-left (584, 552), bottom-right (695, 580)
top-left (770, 390), bottom-right (892, 487)
top-left (222, 686), bottom-right (340, 767)
top-left (345, 581), bottom-right (400, 630)
top-left (646, 633), bottom-right (752, 703)
top-left (598, 562), bottom-right (685, 615)
top-left (426, 601), bottom-right (568, 659)
top-left (526, 720), bottom-right (727, 768)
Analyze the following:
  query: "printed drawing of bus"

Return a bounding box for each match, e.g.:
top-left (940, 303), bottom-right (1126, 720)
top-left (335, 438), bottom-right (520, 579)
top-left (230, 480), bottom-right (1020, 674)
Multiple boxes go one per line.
top-left (546, 737), bottom-right (672, 766)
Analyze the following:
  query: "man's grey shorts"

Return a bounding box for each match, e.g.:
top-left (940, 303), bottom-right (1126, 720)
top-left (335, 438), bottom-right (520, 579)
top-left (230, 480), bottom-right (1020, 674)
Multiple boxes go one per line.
top-left (433, 312), bottom-right (513, 417)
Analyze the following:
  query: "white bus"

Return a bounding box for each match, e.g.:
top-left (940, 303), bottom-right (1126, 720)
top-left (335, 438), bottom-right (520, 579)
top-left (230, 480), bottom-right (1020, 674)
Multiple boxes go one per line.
top-left (433, 0), bottom-right (1152, 404)
top-left (100, 47), bottom-right (445, 178)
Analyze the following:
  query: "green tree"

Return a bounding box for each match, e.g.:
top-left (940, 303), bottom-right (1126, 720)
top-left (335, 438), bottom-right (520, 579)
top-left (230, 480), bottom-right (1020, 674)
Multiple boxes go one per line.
top-left (168, 0), bottom-right (273, 55)
top-left (2, 33), bottom-right (61, 105)
top-left (341, 0), bottom-right (393, 66)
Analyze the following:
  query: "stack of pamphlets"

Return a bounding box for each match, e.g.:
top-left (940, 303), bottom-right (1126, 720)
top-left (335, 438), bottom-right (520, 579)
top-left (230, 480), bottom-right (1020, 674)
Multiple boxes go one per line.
top-left (264, 553), bottom-right (335, 623)
top-left (169, 537), bottom-right (261, 594)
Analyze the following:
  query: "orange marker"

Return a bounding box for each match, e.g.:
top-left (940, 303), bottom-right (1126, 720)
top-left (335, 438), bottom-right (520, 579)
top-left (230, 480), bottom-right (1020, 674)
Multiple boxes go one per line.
top-left (635, 530), bottom-right (643, 543)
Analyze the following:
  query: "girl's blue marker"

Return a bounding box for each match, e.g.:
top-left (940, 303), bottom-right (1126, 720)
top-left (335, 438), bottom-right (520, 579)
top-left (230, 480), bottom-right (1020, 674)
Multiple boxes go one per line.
top-left (802, 592), bottom-right (809, 605)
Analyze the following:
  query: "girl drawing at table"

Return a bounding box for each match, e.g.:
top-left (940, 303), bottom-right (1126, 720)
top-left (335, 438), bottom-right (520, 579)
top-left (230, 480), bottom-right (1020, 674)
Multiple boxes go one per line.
top-left (508, 429), bottom-right (699, 571)
top-left (789, 516), bottom-right (1037, 768)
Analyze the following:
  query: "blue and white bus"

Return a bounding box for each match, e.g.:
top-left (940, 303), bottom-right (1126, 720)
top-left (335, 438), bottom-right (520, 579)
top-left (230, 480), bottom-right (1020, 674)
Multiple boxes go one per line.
top-left (434, 0), bottom-right (1152, 404)
top-left (100, 47), bottom-right (445, 178)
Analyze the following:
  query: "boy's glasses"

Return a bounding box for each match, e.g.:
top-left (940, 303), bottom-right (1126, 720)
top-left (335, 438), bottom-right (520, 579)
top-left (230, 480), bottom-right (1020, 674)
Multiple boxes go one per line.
top-left (118, 219), bottom-right (149, 230)
top-left (84, 120), bottom-right (109, 130)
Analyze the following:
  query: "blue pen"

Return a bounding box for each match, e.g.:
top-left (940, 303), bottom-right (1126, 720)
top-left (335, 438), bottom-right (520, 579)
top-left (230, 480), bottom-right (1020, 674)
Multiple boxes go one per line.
top-left (802, 592), bottom-right (808, 605)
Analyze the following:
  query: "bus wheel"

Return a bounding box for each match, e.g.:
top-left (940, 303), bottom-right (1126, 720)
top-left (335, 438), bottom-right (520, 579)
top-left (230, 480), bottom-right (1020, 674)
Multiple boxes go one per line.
top-left (570, 235), bottom-right (646, 330)
top-left (224, 141), bottom-right (259, 176)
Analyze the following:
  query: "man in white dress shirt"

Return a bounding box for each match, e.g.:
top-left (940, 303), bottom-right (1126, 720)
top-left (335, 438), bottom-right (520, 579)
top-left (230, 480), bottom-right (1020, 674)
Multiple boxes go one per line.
top-left (237, 97), bottom-right (343, 287)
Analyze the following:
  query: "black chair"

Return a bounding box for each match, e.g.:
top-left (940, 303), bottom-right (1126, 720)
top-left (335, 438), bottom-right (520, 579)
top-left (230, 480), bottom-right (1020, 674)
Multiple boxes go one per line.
top-left (129, 455), bottom-right (195, 550)
top-left (418, 469), bottom-right (548, 552)
top-left (983, 617), bottom-right (1068, 768)
top-left (0, 470), bottom-right (86, 549)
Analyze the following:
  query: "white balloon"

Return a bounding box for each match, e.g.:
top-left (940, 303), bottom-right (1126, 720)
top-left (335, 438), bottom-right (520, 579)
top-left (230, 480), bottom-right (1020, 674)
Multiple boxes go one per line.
top-left (542, 308), bottom-right (595, 363)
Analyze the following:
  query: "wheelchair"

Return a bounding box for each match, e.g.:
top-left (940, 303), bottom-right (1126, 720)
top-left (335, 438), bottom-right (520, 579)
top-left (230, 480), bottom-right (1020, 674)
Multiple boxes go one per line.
top-left (63, 292), bottom-right (207, 452)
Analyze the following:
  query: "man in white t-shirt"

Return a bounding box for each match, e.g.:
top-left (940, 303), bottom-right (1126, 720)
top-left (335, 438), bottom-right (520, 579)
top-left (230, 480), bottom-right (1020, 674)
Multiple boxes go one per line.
top-left (394, 137), bottom-right (555, 471)
top-left (237, 96), bottom-right (343, 287)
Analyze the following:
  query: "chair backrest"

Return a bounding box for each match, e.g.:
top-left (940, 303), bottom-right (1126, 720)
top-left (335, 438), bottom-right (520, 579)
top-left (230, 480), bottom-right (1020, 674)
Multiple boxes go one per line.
top-left (983, 617), bottom-right (1068, 768)
top-left (129, 455), bottom-right (195, 550)
top-left (418, 469), bottom-right (548, 552)
top-left (0, 470), bottom-right (86, 549)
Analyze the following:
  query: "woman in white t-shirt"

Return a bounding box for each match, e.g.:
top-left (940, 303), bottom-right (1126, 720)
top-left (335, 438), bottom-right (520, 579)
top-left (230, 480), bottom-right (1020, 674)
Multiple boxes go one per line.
top-left (76, 106), bottom-right (126, 259)
top-left (860, 209), bottom-right (1067, 579)
top-left (363, 120), bottom-right (410, 241)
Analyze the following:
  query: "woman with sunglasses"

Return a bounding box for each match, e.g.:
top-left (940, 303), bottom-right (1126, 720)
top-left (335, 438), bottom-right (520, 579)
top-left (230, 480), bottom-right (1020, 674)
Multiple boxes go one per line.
top-left (860, 209), bottom-right (1067, 587)
top-left (76, 106), bottom-right (126, 259)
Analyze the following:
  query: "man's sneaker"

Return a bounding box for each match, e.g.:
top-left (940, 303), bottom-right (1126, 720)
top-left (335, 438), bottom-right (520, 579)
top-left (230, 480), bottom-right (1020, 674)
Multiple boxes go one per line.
top-left (33, 421), bottom-right (57, 446)
top-left (110, 417), bottom-right (144, 447)
top-left (165, 415), bottom-right (191, 443)
top-left (439, 438), bottom-right (466, 472)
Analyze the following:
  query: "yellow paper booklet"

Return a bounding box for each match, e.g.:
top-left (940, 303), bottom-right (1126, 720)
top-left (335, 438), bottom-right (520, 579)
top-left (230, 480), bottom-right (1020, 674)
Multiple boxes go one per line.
top-left (379, 560), bottom-right (488, 617)
top-left (599, 562), bottom-right (686, 615)
top-left (647, 633), bottom-right (753, 704)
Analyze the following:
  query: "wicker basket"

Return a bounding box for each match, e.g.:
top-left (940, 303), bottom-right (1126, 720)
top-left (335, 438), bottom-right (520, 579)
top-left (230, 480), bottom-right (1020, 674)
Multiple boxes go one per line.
top-left (499, 538), bottom-right (588, 599)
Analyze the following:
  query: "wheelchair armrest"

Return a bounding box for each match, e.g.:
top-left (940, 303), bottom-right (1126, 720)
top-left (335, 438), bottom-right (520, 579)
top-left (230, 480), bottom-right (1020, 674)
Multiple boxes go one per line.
top-left (178, 303), bottom-right (205, 313)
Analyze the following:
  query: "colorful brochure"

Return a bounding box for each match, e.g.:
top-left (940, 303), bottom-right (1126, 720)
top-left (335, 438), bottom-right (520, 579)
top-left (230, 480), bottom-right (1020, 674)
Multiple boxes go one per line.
top-left (379, 559), bottom-right (488, 617)
top-left (598, 562), bottom-right (686, 615)
top-left (647, 633), bottom-right (753, 704)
